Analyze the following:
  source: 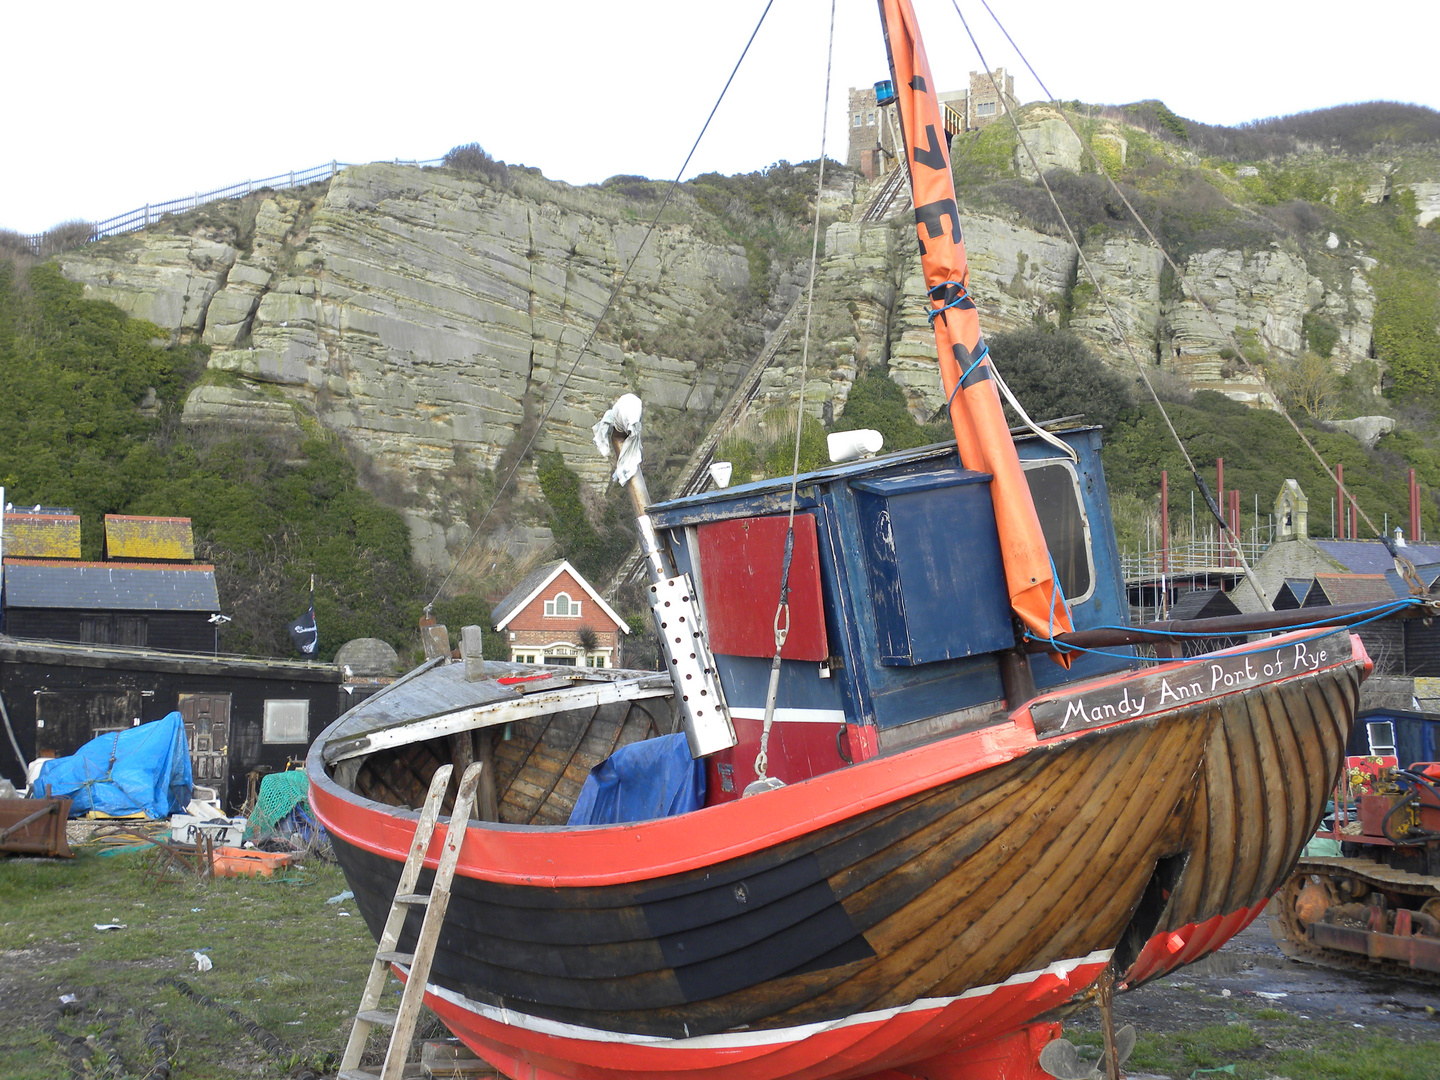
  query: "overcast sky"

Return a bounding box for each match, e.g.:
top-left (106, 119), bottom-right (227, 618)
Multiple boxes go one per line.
top-left (2, 0), bottom-right (1433, 236)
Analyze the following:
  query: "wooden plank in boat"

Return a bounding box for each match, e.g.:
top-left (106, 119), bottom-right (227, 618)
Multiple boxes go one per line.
top-left (1030, 630), bottom-right (1351, 739)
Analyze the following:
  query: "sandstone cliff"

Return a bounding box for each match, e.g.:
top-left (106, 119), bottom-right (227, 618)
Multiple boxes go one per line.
top-left (53, 125), bottom-right (1429, 574)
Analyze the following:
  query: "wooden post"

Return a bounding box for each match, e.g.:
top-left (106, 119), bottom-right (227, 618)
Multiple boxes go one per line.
top-left (461, 625), bottom-right (486, 682)
top-left (1216, 459), bottom-right (1225, 566)
top-left (420, 611), bottom-right (450, 662)
top-left (1411, 468), bottom-right (1422, 544)
top-left (1337, 463), bottom-right (1345, 539)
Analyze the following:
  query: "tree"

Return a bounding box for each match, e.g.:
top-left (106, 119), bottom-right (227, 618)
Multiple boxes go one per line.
top-left (1273, 351), bottom-right (1338, 420)
top-left (986, 328), bottom-right (1133, 431)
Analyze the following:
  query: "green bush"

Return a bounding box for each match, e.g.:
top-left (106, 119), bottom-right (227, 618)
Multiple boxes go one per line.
top-left (988, 327), bottom-right (1133, 430)
top-left (0, 258), bottom-right (429, 661)
top-left (442, 143), bottom-right (510, 186)
top-left (838, 370), bottom-right (937, 451)
top-left (1303, 313), bottom-right (1341, 358)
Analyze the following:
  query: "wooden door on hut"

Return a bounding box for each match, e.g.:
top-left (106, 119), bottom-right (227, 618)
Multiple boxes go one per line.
top-left (177, 692), bottom-right (232, 791)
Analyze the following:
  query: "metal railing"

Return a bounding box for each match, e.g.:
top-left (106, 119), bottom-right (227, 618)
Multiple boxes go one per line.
top-left (1121, 524), bottom-right (1276, 583)
top-left (18, 157), bottom-right (445, 253)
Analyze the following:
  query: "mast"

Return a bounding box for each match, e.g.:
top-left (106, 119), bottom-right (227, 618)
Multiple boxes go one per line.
top-left (876, 0), bottom-right (1074, 656)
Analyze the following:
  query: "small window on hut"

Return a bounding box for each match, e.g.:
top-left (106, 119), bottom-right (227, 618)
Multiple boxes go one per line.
top-left (1022, 459), bottom-right (1095, 604)
top-left (263, 699), bottom-right (309, 744)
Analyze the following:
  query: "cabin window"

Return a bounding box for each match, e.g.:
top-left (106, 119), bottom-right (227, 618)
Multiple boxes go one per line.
top-left (1021, 458), bottom-right (1095, 604)
top-left (263, 699), bottom-right (309, 744)
top-left (545, 592), bottom-right (581, 618)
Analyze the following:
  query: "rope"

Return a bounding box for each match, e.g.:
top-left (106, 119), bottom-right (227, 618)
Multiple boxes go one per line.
top-left (926, 280), bottom-right (971, 323)
top-left (752, 0), bottom-right (837, 789)
top-left (428, 0), bottom-right (780, 609)
top-left (1028, 597), bottom-right (1426, 662)
top-left (976, 0), bottom-right (1394, 550)
top-left (949, 0), bottom-right (1271, 609)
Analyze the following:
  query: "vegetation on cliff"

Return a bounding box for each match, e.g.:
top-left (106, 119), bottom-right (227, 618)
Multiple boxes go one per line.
top-left (0, 259), bottom-right (445, 661)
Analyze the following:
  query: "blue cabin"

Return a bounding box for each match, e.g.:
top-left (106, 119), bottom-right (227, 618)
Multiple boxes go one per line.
top-left (648, 428), bottom-right (1133, 802)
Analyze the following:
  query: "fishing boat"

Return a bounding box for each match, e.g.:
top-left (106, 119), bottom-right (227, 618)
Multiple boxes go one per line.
top-left (307, 2), bottom-right (1399, 1077)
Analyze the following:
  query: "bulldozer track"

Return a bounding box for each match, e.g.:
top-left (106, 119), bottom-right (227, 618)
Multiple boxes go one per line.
top-left (1270, 856), bottom-right (1440, 985)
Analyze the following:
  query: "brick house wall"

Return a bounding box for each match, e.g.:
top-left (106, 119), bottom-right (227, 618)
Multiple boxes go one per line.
top-left (500, 568), bottom-right (626, 668)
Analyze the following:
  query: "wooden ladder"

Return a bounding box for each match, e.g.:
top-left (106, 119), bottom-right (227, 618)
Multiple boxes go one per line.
top-left (338, 761), bottom-right (484, 1080)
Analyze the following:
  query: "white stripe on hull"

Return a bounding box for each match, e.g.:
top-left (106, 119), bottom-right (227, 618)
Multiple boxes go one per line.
top-left (401, 948), bottom-right (1113, 1050)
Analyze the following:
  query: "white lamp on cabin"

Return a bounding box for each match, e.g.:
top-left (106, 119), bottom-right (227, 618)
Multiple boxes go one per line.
top-left (827, 429), bottom-right (883, 463)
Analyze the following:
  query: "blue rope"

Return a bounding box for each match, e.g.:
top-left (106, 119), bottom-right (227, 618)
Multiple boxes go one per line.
top-left (941, 345), bottom-right (991, 417)
top-left (927, 280), bottom-right (970, 325)
top-left (1024, 597), bottom-right (1424, 664)
top-left (1046, 552), bottom-right (1073, 643)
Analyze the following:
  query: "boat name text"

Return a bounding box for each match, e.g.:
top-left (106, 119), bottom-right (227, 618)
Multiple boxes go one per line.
top-left (1028, 631), bottom-right (1352, 740)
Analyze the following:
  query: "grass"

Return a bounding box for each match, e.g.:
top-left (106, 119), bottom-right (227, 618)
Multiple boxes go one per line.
top-left (6, 847), bottom-right (1440, 1079)
top-left (0, 846), bottom-right (382, 1079)
top-left (1069, 990), bottom-right (1440, 1080)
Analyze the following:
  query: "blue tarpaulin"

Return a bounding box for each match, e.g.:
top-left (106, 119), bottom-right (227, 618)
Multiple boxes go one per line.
top-left (567, 733), bottom-right (705, 826)
top-left (36, 712), bottom-right (193, 819)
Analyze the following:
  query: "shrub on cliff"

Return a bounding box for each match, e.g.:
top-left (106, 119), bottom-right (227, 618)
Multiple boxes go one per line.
top-left (442, 143), bottom-right (510, 186)
top-left (0, 260), bottom-right (429, 661)
top-left (988, 328), bottom-right (1133, 430)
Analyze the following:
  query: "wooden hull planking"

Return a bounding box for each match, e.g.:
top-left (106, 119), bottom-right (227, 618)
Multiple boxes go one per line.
top-left (310, 632), bottom-right (1363, 1080)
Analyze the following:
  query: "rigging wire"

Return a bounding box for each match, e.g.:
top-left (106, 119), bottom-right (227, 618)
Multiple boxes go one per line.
top-left (753, 0), bottom-right (838, 789)
top-left (977, 0), bottom-right (1411, 564)
top-left (948, 0), bottom-right (1273, 608)
top-left (427, 0), bottom-right (779, 611)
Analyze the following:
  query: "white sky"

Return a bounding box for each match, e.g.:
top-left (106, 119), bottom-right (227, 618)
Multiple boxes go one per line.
top-left (2, 0), bottom-right (1434, 236)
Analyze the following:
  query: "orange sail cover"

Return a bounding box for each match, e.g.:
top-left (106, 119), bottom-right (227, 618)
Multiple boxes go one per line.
top-left (879, 0), bottom-right (1073, 656)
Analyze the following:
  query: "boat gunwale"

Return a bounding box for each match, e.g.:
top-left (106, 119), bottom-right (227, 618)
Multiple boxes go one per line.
top-left (308, 626), bottom-right (1368, 889)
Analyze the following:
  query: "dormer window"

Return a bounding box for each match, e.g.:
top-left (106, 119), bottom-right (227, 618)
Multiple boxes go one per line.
top-left (544, 592), bottom-right (581, 618)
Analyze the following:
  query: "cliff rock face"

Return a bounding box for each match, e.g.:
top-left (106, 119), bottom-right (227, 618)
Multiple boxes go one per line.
top-left (53, 154), bottom-right (1404, 569)
top-left (59, 165), bottom-right (766, 570)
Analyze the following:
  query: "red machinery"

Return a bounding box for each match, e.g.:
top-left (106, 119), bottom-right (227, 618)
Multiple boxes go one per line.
top-left (1272, 757), bottom-right (1440, 977)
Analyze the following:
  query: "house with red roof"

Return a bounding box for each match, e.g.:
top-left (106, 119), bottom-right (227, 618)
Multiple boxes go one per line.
top-left (491, 560), bottom-right (630, 668)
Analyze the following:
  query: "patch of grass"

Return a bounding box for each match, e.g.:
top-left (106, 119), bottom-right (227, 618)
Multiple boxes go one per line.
top-left (0, 848), bottom-right (379, 1079)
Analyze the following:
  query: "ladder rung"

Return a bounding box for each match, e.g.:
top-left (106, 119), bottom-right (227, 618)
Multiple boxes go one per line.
top-left (357, 1008), bottom-right (398, 1027)
top-left (376, 950), bottom-right (415, 965)
top-left (394, 892), bottom-right (430, 906)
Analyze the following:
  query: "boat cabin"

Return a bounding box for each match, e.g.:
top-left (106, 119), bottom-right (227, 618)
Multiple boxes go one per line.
top-left (647, 427), bottom-right (1133, 802)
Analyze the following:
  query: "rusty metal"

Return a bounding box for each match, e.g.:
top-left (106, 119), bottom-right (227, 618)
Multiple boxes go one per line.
top-left (0, 796), bottom-right (73, 858)
top-left (1028, 598), bottom-right (1440, 653)
top-left (1293, 879), bottom-right (1334, 925)
top-left (1309, 919), bottom-right (1440, 975)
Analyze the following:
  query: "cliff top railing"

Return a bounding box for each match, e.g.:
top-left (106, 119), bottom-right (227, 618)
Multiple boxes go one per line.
top-left (17, 157), bottom-right (445, 254)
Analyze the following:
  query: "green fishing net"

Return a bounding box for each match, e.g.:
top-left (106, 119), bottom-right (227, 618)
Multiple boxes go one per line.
top-left (245, 770), bottom-right (310, 840)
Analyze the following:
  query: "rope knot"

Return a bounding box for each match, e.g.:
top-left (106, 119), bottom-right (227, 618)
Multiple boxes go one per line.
top-left (926, 281), bottom-right (970, 325)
